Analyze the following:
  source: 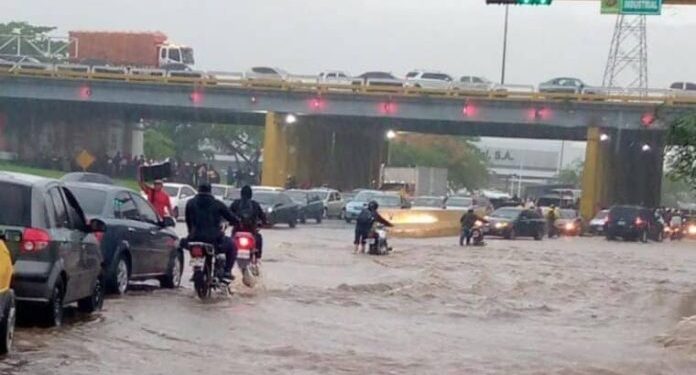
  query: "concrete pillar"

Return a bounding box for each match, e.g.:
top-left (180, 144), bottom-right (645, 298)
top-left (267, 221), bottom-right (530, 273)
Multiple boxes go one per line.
top-left (131, 122), bottom-right (145, 158)
top-left (581, 127), bottom-right (664, 221)
top-left (261, 113), bottom-right (387, 189)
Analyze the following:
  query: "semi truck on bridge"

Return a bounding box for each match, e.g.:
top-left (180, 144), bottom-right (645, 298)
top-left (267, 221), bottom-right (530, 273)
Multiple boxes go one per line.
top-left (68, 31), bottom-right (195, 69)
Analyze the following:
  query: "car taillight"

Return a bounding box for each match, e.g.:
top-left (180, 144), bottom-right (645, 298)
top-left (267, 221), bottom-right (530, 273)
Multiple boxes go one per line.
top-left (21, 228), bottom-right (51, 253)
top-left (190, 246), bottom-right (204, 258)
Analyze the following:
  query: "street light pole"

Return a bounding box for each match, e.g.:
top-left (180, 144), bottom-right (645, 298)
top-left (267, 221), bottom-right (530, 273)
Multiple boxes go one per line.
top-left (501, 4), bottom-right (509, 85)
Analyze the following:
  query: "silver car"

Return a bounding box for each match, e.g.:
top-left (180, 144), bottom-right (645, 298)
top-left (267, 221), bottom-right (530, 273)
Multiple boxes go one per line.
top-left (453, 76), bottom-right (496, 91)
top-left (539, 77), bottom-right (587, 94)
top-left (311, 188), bottom-right (344, 218)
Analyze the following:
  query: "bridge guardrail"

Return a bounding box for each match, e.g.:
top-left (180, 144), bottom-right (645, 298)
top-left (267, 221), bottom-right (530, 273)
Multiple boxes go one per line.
top-left (3, 64), bottom-right (696, 106)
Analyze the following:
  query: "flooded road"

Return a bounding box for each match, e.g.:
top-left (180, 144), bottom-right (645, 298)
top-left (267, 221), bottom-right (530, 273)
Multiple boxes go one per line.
top-left (3, 222), bottom-right (696, 374)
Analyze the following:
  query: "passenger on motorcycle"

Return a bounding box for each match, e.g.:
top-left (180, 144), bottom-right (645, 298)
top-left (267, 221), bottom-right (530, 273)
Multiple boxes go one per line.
top-left (460, 208), bottom-right (488, 246)
top-left (354, 200), bottom-right (393, 254)
top-left (230, 185), bottom-right (268, 260)
top-left (185, 183), bottom-right (240, 280)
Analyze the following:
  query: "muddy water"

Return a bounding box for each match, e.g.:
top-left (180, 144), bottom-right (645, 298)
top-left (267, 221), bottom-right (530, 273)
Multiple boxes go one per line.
top-left (2, 223), bottom-right (696, 374)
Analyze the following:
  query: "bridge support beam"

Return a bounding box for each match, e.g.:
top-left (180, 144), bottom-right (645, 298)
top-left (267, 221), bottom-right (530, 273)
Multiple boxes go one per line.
top-left (580, 127), bottom-right (664, 221)
top-left (261, 113), bottom-right (385, 189)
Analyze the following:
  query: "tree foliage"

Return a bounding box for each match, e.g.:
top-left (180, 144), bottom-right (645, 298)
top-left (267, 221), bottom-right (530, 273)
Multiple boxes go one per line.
top-left (555, 159), bottom-right (584, 187)
top-left (143, 128), bottom-right (175, 161)
top-left (0, 21), bottom-right (69, 61)
top-left (666, 113), bottom-right (696, 191)
top-left (389, 134), bottom-right (488, 190)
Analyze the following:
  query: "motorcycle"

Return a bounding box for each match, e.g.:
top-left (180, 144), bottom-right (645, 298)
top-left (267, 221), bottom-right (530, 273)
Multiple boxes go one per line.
top-left (368, 224), bottom-right (391, 256)
top-left (187, 241), bottom-right (230, 300)
top-left (460, 220), bottom-right (486, 246)
top-left (234, 231), bottom-right (260, 287)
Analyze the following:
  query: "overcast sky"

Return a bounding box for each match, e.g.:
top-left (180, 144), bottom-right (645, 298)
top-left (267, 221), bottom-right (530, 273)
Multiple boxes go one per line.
top-left (5, 0), bottom-right (696, 88)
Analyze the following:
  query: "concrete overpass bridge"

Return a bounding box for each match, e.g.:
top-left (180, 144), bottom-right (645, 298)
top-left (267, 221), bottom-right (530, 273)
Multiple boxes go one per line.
top-left (1, 69), bottom-right (694, 219)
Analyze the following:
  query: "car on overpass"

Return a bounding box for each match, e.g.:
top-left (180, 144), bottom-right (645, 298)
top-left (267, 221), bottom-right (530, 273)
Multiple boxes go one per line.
top-left (538, 77), bottom-right (588, 94)
top-left (317, 70), bottom-right (354, 86)
top-left (354, 71), bottom-right (403, 88)
top-left (246, 66), bottom-right (289, 81)
top-left (452, 76), bottom-right (497, 91)
top-left (404, 70), bottom-right (453, 90)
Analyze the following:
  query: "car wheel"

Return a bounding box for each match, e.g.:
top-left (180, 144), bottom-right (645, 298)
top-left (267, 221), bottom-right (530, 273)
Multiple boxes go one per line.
top-left (42, 280), bottom-right (64, 328)
top-left (109, 255), bottom-right (130, 295)
top-left (656, 230), bottom-right (664, 243)
top-left (323, 207), bottom-right (328, 219)
top-left (160, 251), bottom-right (183, 289)
top-left (534, 229), bottom-right (543, 241)
top-left (505, 228), bottom-right (516, 240)
top-left (300, 214), bottom-right (306, 224)
top-left (339, 209), bottom-right (345, 220)
top-left (173, 207), bottom-right (179, 220)
top-left (289, 217), bottom-right (297, 228)
top-left (0, 293), bottom-right (15, 355)
top-left (641, 230), bottom-right (648, 243)
top-left (606, 233), bottom-right (615, 241)
top-left (78, 275), bottom-right (104, 314)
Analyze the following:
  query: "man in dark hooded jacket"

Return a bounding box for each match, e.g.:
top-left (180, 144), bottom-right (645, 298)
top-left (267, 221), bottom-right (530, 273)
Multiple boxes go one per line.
top-left (230, 185), bottom-right (268, 259)
top-left (185, 183), bottom-right (239, 279)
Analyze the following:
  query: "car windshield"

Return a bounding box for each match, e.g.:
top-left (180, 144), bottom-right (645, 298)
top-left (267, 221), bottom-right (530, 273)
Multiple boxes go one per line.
top-left (163, 186), bottom-right (179, 197)
top-left (286, 191), bottom-right (308, 204)
top-left (68, 186), bottom-right (108, 216)
top-left (610, 206), bottom-right (639, 218)
top-left (254, 192), bottom-right (278, 205)
top-left (312, 191), bottom-right (329, 200)
top-left (413, 197), bottom-right (442, 207)
top-left (354, 191), bottom-right (377, 202)
top-left (0, 182), bottom-right (31, 226)
top-left (374, 195), bottom-right (401, 207)
top-left (559, 209), bottom-right (577, 219)
top-left (594, 210), bottom-right (609, 220)
top-left (491, 208), bottom-right (521, 220)
top-left (447, 197), bottom-right (473, 207)
top-left (211, 186), bottom-right (226, 196)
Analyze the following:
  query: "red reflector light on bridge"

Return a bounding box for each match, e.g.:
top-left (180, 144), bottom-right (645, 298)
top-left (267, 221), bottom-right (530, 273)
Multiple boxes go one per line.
top-left (529, 107), bottom-right (551, 121)
top-left (379, 101), bottom-right (398, 115)
top-left (462, 102), bottom-right (477, 117)
top-left (189, 90), bottom-right (204, 105)
top-left (78, 85), bottom-right (92, 100)
top-left (309, 97), bottom-right (325, 111)
top-left (641, 112), bottom-right (656, 127)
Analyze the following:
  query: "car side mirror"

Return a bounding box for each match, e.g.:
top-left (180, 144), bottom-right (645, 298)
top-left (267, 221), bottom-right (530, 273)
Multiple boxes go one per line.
top-left (161, 216), bottom-right (176, 228)
top-left (88, 218), bottom-right (107, 233)
top-left (274, 203), bottom-right (283, 208)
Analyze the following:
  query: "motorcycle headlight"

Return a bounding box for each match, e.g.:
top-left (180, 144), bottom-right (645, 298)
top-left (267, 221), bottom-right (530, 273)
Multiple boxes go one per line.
top-left (688, 225), bottom-right (696, 235)
top-left (565, 222), bottom-right (575, 231)
top-left (267, 207), bottom-right (274, 213)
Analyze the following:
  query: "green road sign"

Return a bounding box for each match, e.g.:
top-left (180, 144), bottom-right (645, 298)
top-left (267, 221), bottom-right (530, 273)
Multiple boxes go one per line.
top-left (601, 0), bottom-right (621, 14)
top-left (622, 0), bottom-right (662, 15)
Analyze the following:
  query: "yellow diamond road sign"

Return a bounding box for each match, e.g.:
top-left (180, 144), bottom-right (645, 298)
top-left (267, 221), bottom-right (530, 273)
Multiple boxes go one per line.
top-left (75, 150), bottom-right (96, 171)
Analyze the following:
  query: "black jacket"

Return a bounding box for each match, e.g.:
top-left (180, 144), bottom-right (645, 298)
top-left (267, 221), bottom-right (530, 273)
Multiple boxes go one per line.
top-left (230, 198), bottom-right (267, 233)
top-left (460, 212), bottom-right (486, 229)
top-left (185, 193), bottom-right (239, 243)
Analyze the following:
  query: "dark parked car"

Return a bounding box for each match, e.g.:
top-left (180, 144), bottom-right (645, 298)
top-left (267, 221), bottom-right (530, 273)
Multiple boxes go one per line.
top-left (605, 205), bottom-right (664, 243)
top-left (66, 183), bottom-right (181, 295)
top-left (486, 207), bottom-right (546, 240)
top-left (255, 191), bottom-right (299, 228)
top-left (0, 172), bottom-right (105, 327)
top-left (61, 172), bottom-right (114, 185)
top-left (286, 190), bottom-right (323, 224)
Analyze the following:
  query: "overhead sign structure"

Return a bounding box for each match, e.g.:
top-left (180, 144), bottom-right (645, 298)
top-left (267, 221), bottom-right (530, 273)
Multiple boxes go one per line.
top-left (601, 0), bottom-right (662, 15)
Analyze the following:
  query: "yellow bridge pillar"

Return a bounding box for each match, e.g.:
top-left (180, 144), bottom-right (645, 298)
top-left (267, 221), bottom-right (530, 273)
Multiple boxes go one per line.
top-left (580, 127), bottom-right (611, 222)
top-left (261, 112), bottom-right (290, 187)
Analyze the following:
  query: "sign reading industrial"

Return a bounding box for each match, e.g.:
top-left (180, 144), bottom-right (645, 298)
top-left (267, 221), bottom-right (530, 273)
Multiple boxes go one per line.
top-left (601, 0), bottom-right (662, 15)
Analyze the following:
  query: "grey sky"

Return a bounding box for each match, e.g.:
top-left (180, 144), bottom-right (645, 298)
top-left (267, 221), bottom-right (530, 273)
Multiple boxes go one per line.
top-left (5, 0), bottom-right (696, 88)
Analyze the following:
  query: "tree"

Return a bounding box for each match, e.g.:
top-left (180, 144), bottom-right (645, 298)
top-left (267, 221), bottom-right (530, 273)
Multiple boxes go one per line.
top-left (143, 128), bottom-right (175, 160)
top-left (662, 174), bottom-right (695, 207)
top-left (205, 124), bottom-right (263, 175)
top-left (0, 21), bottom-right (69, 62)
top-left (389, 134), bottom-right (488, 191)
top-left (555, 159), bottom-right (584, 187)
top-left (666, 113), bottom-right (696, 191)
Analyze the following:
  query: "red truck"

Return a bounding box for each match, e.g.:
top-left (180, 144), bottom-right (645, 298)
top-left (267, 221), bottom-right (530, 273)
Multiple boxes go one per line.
top-left (68, 31), bottom-right (194, 69)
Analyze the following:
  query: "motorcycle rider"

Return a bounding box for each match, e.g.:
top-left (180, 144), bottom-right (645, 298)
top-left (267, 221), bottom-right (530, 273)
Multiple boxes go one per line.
top-left (185, 183), bottom-right (239, 280)
top-left (230, 185), bottom-right (268, 261)
top-left (546, 204), bottom-right (559, 238)
top-left (460, 208), bottom-right (488, 246)
top-left (354, 200), bottom-right (393, 254)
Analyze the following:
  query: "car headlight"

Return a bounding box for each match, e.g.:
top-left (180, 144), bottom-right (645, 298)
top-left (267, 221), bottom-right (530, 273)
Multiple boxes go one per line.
top-left (267, 207), bottom-right (273, 213)
top-left (688, 225), bottom-right (696, 235)
top-left (565, 222), bottom-right (575, 231)
top-left (495, 222), bottom-right (507, 229)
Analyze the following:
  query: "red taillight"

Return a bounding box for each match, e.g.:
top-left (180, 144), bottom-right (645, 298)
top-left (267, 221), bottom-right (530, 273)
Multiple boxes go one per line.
top-left (635, 217), bottom-right (644, 226)
top-left (234, 233), bottom-right (256, 250)
top-left (190, 246), bottom-right (204, 258)
top-left (21, 228), bottom-right (51, 253)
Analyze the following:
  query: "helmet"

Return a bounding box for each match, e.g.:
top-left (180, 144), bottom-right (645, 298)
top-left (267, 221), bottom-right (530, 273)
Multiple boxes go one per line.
top-left (467, 208), bottom-right (474, 213)
top-left (241, 185), bottom-right (252, 199)
top-left (368, 200), bottom-right (379, 211)
top-left (198, 182), bottom-right (212, 193)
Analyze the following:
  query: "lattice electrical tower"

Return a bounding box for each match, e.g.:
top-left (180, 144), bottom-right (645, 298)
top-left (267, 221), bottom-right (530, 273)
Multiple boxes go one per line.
top-left (602, 14), bottom-right (648, 94)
